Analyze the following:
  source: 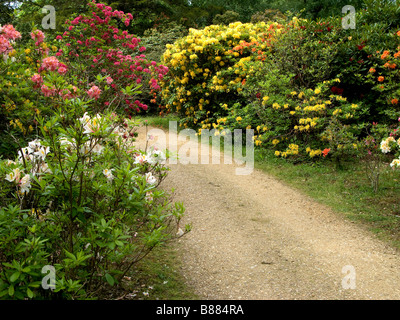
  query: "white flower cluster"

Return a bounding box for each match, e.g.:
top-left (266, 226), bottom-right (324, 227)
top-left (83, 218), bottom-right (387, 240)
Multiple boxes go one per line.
top-left (60, 136), bottom-right (104, 155)
top-left (18, 139), bottom-right (50, 163)
top-left (4, 139), bottom-right (51, 195)
top-left (5, 167), bottom-right (31, 194)
top-left (380, 136), bottom-right (396, 154)
top-left (380, 136), bottom-right (400, 168)
top-left (133, 147), bottom-right (166, 166)
top-left (102, 168), bottom-right (157, 186)
top-left (79, 112), bottom-right (103, 135)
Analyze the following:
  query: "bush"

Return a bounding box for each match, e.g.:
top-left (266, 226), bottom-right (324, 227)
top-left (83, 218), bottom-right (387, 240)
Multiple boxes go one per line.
top-left (159, 21), bottom-right (283, 131)
top-left (0, 100), bottom-right (186, 299)
top-left (250, 9), bottom-right (286, 23)
top-left (212, 11), bottom-right (240, 25)
top-left (239, 59), bottom-right (366, 161)
top-left (0, 1), bottom-right (188, 300)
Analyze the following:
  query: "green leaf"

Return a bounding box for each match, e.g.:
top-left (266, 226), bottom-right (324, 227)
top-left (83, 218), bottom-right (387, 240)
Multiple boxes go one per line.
top-left (27, 288), bottom-right (33, 299)
top-left (105, 273), bottom-right (114, 286)
top-left (8, 285), bottom-right (14, 296)
top-left (0, 289), bottom-right (8, 297)
top-left (115, 240), bottom-right (124, 247)
top-left (22, 267), bottom-right (31, 273)
top-left (10, 272), bottom-right (20, 283)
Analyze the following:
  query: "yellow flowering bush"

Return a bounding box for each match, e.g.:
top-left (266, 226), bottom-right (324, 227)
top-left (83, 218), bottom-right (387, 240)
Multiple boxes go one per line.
top-left (159, 21), bottom-right (283, 132)
top-left (240, 58), bottom-right (366, 160)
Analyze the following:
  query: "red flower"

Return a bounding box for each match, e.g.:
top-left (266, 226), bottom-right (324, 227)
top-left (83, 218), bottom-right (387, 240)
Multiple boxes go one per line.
top-left (331, 86), bottom-right (344, 95)
top-left (322, 148), bottom-right (330, 157)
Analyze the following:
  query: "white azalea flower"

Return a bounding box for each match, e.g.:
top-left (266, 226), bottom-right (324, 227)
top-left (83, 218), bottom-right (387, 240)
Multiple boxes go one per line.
top-left (59, 137), bottom-right (75, 147)
top-left (391, 159), bottom-right (400, 168)
top-left (145, 172), bottom-right (157, 185)
top-left (17, 147), bottom-right (34, 163)
top-left (78, 112), bottom-right (91, 125)
top-left (380, 140), bottom-right (391, 154)
top-left (92, 143), bottom-right (104, 154)
top-left (39, 162), bottom-right (52, 174)
top-left (176, 228), bottom-right (185, 237)
top-left (81, 114), bottom-right (102, 135)
top-left (34, 146), bottom-right (50, 160)
top-left (19, 174), bottom-right (31, 194)
top-left (5, 168), bottom-right (22, 182)
top-left (134, 154), bottom-right (147, 165)
top-left (147, 148), bottom-right (166, 164)
top-left (145, 191), bottom-right (153, 202)
top-left (28, 139), bottom-right (42, 151)
top-left (5, 160), bottom-right (16, 166)
top-left (103, 169), bottom-right (114, 181)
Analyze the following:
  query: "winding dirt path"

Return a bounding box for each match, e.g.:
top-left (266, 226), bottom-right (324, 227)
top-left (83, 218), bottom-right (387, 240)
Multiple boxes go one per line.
top-left (138, 124), bottom-right (400, 300)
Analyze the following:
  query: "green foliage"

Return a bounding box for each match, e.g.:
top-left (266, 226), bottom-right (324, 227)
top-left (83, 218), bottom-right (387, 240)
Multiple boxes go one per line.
top-left (140, 21), bottom-right (188, 63)
top-left (250, 9), bottom-right (287, 23)
top-left (212, 11), bottom-right (240, 26)
top-left (0, 1), bottom-right (14, 25)
top-left (268, 17), bottom-right (341, 89)
top-left (0, 1), bottom-right (187, 300)
top-left (0, 97), bottom-right (187, 300)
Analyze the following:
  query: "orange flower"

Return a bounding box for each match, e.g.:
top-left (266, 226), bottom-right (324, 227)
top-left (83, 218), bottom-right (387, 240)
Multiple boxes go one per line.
top-left (381, 50), bottom-right (390, 59)
top-left (397, 30), bottom-right (400, 36)
top-left (322, 148), bottom-right (330, 157)
top-left (378, 76), bottom-right (385, 82)
top-left (394, 51), bottom-right (400, 59)
top-left (369, 67), bottom-right (376, 73)
top-left (391, 98), bottom-right (399, 105)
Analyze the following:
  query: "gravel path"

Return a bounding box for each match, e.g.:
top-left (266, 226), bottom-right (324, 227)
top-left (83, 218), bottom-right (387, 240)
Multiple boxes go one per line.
top-left (138, 124), bottom-right (400, 300)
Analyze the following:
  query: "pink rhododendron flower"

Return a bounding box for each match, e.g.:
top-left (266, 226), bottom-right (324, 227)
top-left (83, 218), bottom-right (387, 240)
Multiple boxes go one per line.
top-left (0, 24), bottom-right (21, 55)
top-left (31, 73), bottom-right (43, 86)
top-left (0, 36), bottom-right (12, 54)
top-left (2, 25), bottom-right (21, 40)
top-left (87, 85), bottom-right (102, 100)
top-left (58, 66), bottom-right (67, 75)
top-left (41, 84), bottom-right (57, 97)
top-left (41, 56), bottom-right (60, 71)
top-left (31, 29), bottom-right (45, 44)
top-left (106, 77), bottom-right (113, 84)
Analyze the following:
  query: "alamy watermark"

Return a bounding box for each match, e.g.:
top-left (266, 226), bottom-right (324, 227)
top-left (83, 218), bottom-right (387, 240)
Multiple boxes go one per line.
top-left (41, 5), bottom-right (56, 30)
top-left (41, 265), bottom-right (56, 290)
top-left (342, 5), bottom-right (356, 29)
top-left (341, 265), bottom-right (356, 290)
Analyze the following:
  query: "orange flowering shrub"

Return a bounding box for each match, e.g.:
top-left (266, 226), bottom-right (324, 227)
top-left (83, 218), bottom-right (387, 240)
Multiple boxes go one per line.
top-left (367, 30), bottom-right (400, 121)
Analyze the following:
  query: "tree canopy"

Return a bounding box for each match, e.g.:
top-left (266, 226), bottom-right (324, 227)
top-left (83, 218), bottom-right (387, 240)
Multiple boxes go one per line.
top-left (5, 0), bottom-right (380, 37)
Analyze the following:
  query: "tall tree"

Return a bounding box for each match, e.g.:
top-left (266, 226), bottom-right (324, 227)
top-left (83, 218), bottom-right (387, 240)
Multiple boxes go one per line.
top-left (0, 0), bottom-right (15, 25)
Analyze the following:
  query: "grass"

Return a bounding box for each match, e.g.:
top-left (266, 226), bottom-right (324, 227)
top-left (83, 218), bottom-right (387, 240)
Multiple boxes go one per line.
top-left (253, 149), bottom-right (400, 248)
top-left (124, 242), bottom-right (199, 300)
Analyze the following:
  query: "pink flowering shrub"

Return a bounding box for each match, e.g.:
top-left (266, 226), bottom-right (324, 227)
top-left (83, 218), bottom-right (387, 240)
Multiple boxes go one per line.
top-left (30, 29), bottom-right (45, 46)
top-left (0, 24), bottom-right (21, 55)
top-left (41, 56), bottom-right (60, 72)
top-left (52, 0), bottom-right (169, 116)
top-left (87, 85), bottom-right (102, 100)
top-left (0, 17), bottom-right (185, 300)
